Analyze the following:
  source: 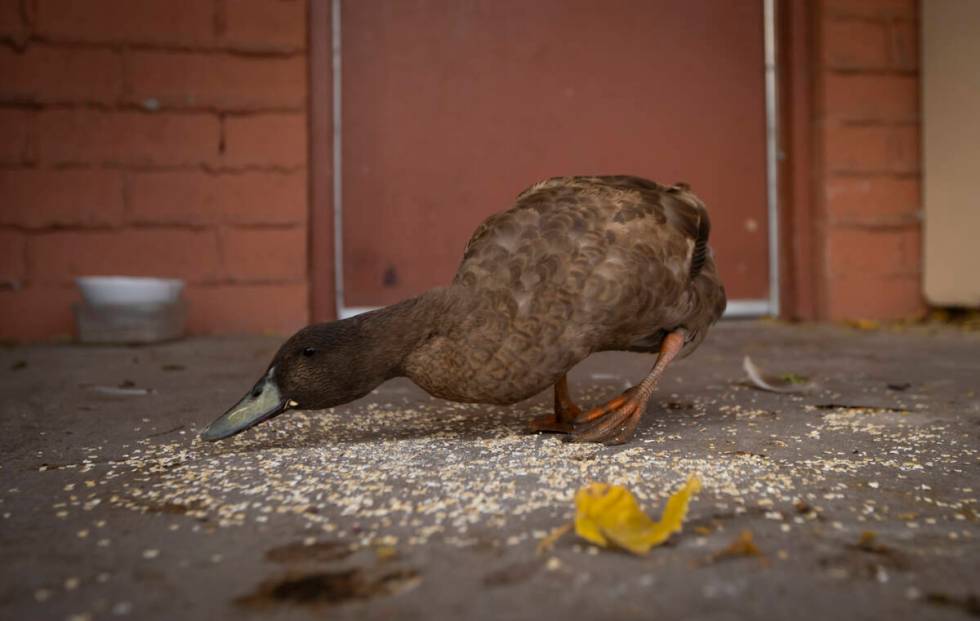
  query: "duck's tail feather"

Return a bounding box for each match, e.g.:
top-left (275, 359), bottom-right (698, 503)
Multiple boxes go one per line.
top-left (689, 208), bottom-right (710, 280)
top-left (665, 182), bottom-right (711, 281)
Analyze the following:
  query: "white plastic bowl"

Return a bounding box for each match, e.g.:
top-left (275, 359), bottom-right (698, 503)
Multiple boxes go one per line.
top-left (76, 276), bottom-right (185, 306)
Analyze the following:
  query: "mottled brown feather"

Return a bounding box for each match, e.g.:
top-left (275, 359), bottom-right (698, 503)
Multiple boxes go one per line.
top-left (402, 176), bottom-right (726, 405)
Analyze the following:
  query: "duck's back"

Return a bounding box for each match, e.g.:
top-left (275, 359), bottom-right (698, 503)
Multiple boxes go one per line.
top-left (404, 176), bottom-right (725, 405)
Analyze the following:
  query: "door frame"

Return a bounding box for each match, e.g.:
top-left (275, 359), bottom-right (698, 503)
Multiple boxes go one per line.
top-left (309, 0), bottom-right (809, 322)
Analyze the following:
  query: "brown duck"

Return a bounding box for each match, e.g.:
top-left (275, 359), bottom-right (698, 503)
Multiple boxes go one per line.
top-left (202, 175), bottom-right (726, 445)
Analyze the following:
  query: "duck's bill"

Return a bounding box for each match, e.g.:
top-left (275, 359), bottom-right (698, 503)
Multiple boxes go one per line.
top-left (201, 368), bottom-right (290, 442)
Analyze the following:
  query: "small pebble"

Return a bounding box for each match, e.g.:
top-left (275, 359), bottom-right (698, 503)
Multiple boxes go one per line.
top-left (112, 601), bottom-right (133, 616)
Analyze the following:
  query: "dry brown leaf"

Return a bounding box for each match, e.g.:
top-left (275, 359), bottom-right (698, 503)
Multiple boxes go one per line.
top-left (743, 356), bottom-right (814, 394)
top-left (711, 530), bottom-right (762, 562)
top-left (694, 530), bottom-right (770, 568)
top-left (536, 523), bottom-right (573, 555)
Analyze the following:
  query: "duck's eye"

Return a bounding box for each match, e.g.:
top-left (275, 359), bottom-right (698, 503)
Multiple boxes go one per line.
top-left (302, 347), bottom-right (317, 357)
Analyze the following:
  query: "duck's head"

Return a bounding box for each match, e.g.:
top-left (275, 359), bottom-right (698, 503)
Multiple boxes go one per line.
top-left (200, 321), bottom-right (385, 442)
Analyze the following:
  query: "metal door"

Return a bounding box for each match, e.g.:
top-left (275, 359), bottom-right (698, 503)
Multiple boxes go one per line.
top-left (336, 0), bottom-right (772, 316)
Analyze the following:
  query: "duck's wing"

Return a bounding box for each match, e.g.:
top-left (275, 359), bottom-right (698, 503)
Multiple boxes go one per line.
top-left (454, 176), bottom-right (717, 342)
top-left (604, 178), bottom-right (724, 353)
top-left (505, 175), bottom-right (710, 282)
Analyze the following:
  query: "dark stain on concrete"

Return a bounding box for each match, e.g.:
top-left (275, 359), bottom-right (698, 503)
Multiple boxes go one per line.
top-left (482, 560), bottom-right (542, 587)
top-left (237, 568), bottom-right (420, 608)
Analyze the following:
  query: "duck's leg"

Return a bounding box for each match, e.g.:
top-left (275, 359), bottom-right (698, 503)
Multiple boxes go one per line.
top-left (568, 329), bottom-right (686, 445)
top-left (529, 374), bottom-right (582, 433)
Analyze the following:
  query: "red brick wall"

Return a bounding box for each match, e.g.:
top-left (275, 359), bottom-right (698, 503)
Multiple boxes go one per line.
top-left (0, 0), bottom-right (310, 341)
top-left (813, 0), bottom-right (925, 319)
top-left (0, 0), bottom-right (931, 340)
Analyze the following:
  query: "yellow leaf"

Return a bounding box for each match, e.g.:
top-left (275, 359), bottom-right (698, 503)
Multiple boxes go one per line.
top-left (573, 475), bottom-right (701, 555)
top-left (847, 318), bottom-right (880, 331)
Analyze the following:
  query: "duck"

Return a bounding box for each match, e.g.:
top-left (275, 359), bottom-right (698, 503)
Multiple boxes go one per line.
top-left (202, 175), bottom-right (727, 445)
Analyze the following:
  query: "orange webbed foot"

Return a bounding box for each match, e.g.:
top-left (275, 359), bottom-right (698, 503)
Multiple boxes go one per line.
top-left (529, 374), bottom-right (582, 435)
top-left (528, 413), bottom-right (575, 434)
top-left (565, 387), bottom-right (644, 445)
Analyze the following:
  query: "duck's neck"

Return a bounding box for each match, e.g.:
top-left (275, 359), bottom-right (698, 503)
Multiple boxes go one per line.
top-left (346, 288), bottom-right (446, 382)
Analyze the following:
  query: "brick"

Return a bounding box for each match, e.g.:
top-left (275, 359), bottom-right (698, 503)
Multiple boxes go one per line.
top-left (29, 229), bottom-right (220, 284)
top-left (822, 0), bottom-right (917, 21)
top-left (827, 226), bottom-right (921, 276)
top-left (124, 51), bottom-right (305, 111)
top-left (826, 176), bottom-right (920, 225)
top-left (824, 124), bottom-right (919, 174)
top-left (185, 282), bottom-right (308, 334)
top-left (822, 20), bottom-right (889, 70)
top-left (220, 227), bottom-right (306, 282)
top-left (223, 113), bottom-right (306, 168)
top-left (0, 169), bottom-right (125, 228)
top-left (0, 229), bottom-right (27, 282)
top-left (0, 286), bottom-right (77, 341)
top-left (127, 171), bottom-right (219, 227)
top-left (36, 0), bottom-right (215, 47)
top-left (0, 45), bottom-right (122, 104)
top-left (826, 274), bottom-right (925, 321)
top-left (220, 170), bottom-right (306, 225)
top-left (0, 108), bottom-right (33, 164)
top-left (220, 0), bottom-right (306, 52)
top-left (824, 74), bottom-right (918, 122)
top-left (128, 170), bottom-right (306, 226)
top-left (37, 109), bottom-right (219, 166)
top-left (0, 0), bottom-right (29, 44)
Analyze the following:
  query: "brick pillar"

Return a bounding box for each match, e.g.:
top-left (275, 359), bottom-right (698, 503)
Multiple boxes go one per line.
top-left (813, 0), bottom-right (926, 320)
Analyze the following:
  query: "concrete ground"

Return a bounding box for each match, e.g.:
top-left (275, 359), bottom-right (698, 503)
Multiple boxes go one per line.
top-left (1, 321), bottom-right (978, 621)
